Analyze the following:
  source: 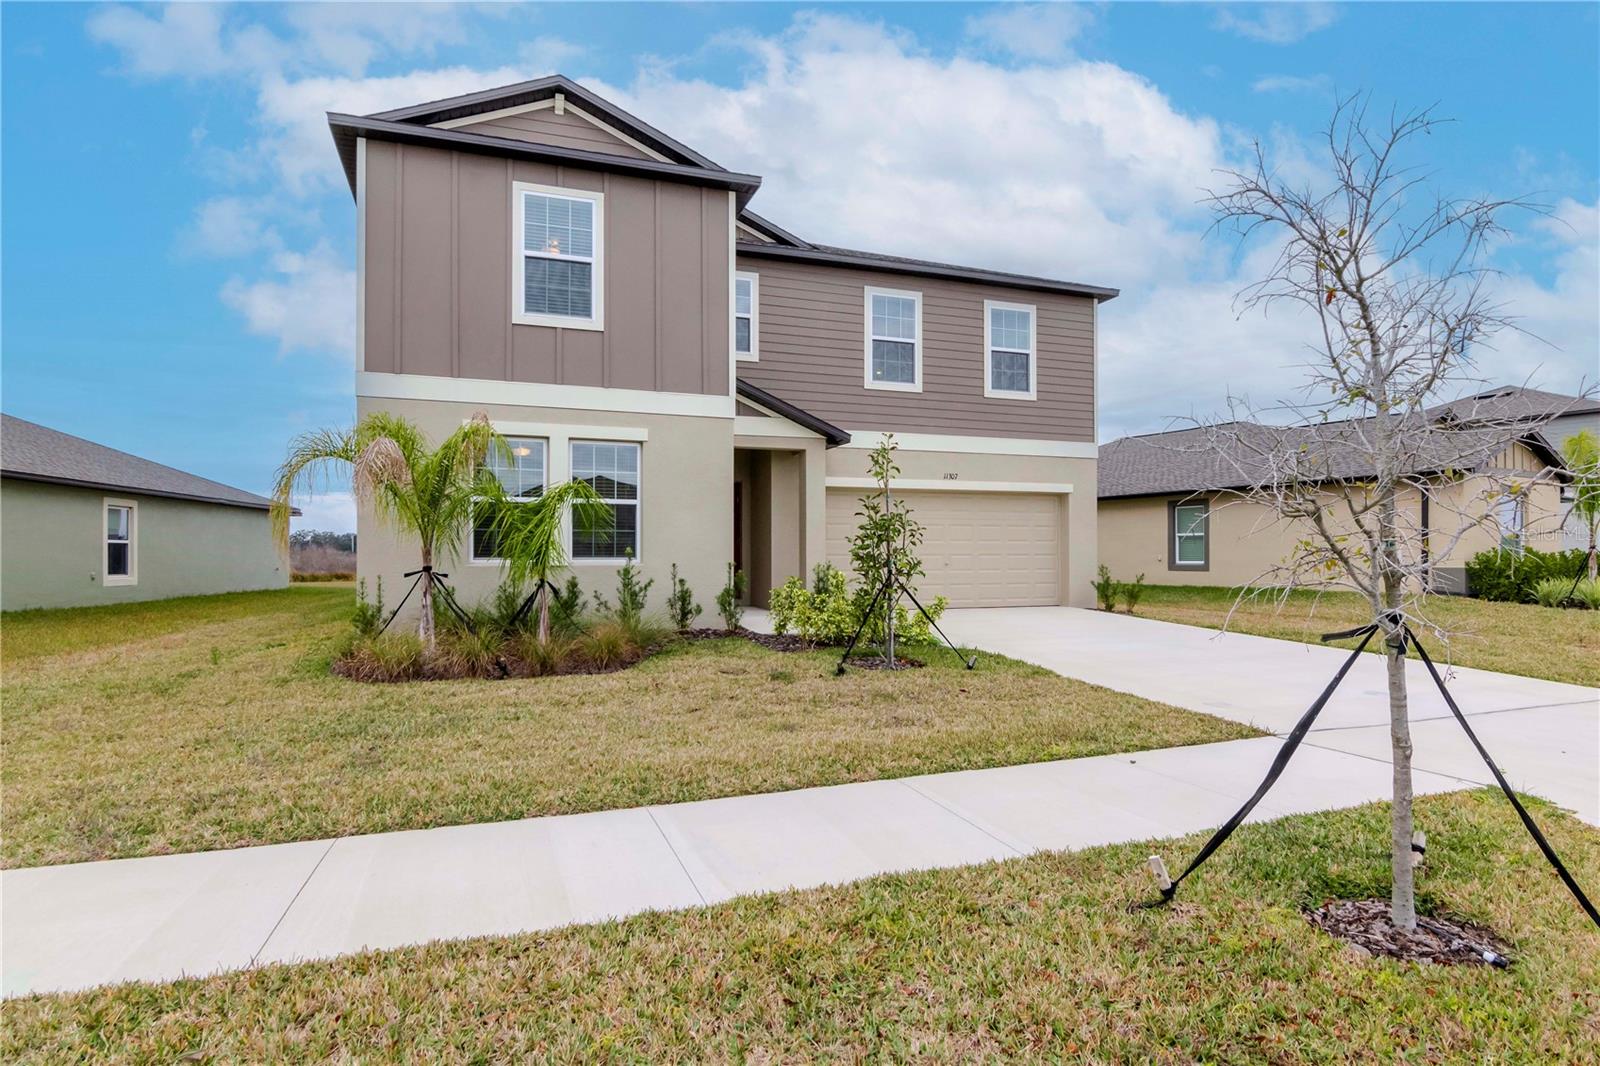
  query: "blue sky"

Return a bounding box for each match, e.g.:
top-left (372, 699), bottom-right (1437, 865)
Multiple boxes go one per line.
top-left (4, 2), bottom-right (1596, 531)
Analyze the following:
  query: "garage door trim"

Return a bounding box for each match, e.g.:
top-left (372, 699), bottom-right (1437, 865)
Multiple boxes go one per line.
top-left (825, 477), bottom-right (1072, 494)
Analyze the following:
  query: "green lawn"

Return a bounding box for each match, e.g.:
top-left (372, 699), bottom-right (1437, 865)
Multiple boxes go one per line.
top-left (1128, 585), bottom-right (1600, 687)
top-left (1, 586), bottom-right (1254, 868)
top-left (6, 791), bottom-right (1598, 1063)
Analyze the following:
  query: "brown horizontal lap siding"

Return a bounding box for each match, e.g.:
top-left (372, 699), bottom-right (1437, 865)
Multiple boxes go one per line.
top-left (461, 109), bottom-right (653, 159)
top-left (363, 140), bottom-right (729, 396)
top-left (735, 256), bottom-right (1094, 441)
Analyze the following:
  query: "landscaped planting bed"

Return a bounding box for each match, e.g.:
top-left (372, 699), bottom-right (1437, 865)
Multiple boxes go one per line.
top-left (1, 585), bottom-right (1256, 868)
top-left (7, 791), bottom-right (1597, 1062)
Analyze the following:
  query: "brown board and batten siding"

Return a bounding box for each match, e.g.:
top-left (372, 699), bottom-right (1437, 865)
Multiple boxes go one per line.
top-left (363, 140), bottom-right (731, 396)
top-left (449, 108), bottom-right (653, 159)
top-left (734, 255), bottom-right (1095, 441)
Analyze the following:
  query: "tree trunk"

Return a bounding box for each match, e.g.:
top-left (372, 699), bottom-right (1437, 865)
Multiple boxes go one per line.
top-left (537, 575), bottom-right (552, 643)
top-left (1385, 623), bottom-right (1417, 931)
top-left (1588, 527), bottom-right (1597, 580)
top-left (418, 548), bottom-right (436, 651)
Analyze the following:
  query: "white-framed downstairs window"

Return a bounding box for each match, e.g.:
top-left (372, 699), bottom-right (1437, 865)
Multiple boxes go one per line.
top-left (512, 182), bottom-right (604, 330)
top-left (472, 437), bottom-right (547, 561)
top-left (1171, 501), bottom-right (1208, 570)
top-left (984, 300), bottom-right (1036, 400)
top-left (571, 440), bottom-right (640, 561)
top-left (734, 272), bottom-right (759, 361)
top-left (104, 498), bottom-right (136, 586)
top-left (864, 286), bottom-right (922, 391)
top-left (1494, 491), bottom-right (1524, 549)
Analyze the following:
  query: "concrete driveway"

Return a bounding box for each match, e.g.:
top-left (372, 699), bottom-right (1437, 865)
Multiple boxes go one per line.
top-left (936, 607), bottom-right (1600, 825)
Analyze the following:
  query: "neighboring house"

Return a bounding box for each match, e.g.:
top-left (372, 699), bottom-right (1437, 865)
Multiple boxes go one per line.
top-left (1432, 387), bottom-right (1600, 553)
top-left (328, 76), bottom-right (1116, 610)
top-left (1097, 392), bottom-right (1571, 595)
top-left (0, 415), bottom-right (291, 611)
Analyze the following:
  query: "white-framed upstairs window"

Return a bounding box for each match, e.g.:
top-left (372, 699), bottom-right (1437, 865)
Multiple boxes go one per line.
top-left (984, 300), bottom-right (1036, 400)
top-left (734, 271), bottom-right (759, 361)
top-left (104, 498), bottom-right (137, 586)
top-left (864, 286), bottom-right (922, 391)
top-left (512, 182), bottom-right (604, 331)
top-left (471, 437), bottom-right (547, 562)
top-left (571, 440), bottom-right (640, 562)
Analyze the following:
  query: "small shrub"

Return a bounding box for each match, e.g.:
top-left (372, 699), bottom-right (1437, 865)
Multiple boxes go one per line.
top-left (551, 576), bottom-right (587, 636)
top-left (576, 619), bottom-right (636, 671)
top-left (1465, 547), bottom-right (1585, 602)
top-left (510, 633), bottom-right (576, 677)
top-left (351, 577), bottom-right (384, 637)
top-left (591, 550), bottom-right (652, 625)
top-left (619, 612), bottom-right (674, 650)
top-left (339, 632), bottom-right (424, 682)
top-left (434, 628), bottom-right (505, 677)
top-left (718, 563), bottom-right (747, 630)
top-left (1529, 576), bottom-right (1574, 608)
top-left (769, 568), bottom-right (854, 643)
top-left (667, 563), bottom-right (702, 631)
top-left (1119, 572), bottom-right (1147, 613)
top-left (1093, 565), bottom-right (1119, 611)
top-left (1573, 578), bottom-right (1600, 610)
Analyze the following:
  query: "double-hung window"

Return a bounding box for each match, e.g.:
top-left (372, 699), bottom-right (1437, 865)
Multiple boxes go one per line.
top-left (864, 287), bottom-right (921, 391)
top-left (104, 500), bottom-right (136, 585)
top-left (734, 272), bottom-right (759, 360)
top-left (985, 300), bottom-right (1036, 399)
top-left (472, 437), bottom-right (547, 561)
top-left (1495, 492), bottom-right (1524, 549)
top-left (571, 441), bottom-right (640, 561)
top-left (1171, 502), bottom-right (1209, 569)
top-left (513, 183), bottom-right (604, 330)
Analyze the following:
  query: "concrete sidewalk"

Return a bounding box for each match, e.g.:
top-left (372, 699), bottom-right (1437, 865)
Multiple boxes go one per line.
top-left (3, 735), bottom-right (1475, 998)
top-left (930, 607), bottom-right (1600, 825)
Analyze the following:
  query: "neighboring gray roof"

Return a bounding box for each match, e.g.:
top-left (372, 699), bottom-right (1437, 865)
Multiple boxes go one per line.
top-left (735, 241), bottom-right (1120, 302)
top-left (1100, 417), bottom-right (1565, 500)
top-left (1428, 385), bottom-right (1600, 425)
top-left (1, 414), bottom-right (283, 511)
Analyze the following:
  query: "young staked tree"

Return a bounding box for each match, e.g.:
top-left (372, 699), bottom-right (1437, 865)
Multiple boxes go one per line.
top-left (486, 479), bottom-right (610, 642)
top-left (272, 412), bottom-right (503, 650)
top-left (847, 435), bottom-right (927, 667)
top-left (1201, 98), bottom-right (1558, 931)
top-left (1562, 430), bottom-right (1600, 579)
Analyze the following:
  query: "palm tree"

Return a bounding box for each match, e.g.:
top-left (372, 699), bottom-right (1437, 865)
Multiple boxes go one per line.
top-left (271, 412), bottom-right (502, 649)
top-left (1562, 430), bottom-right (1599, 580)
top-left (487, 479), bottom-right (610, 641)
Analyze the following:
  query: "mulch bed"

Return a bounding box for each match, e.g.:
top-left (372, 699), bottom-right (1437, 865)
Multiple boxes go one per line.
top-left (842, 654), bottom-right (926, 670)
top-left (1306, 899), bottom-right (1512, 967)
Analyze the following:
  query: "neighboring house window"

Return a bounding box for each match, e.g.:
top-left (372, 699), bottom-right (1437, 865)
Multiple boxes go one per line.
top-left (984, 300), bottom-right (1036, 399)
top-left (864, 287), bottom-right (922, 391)
top-left (1170, 501), bottom-right (1209, 570)
top-left (1495, 492), bottom-right (1524, 549)
top-left (571, 440), bottom-right (640, 560)
top-left (472, 437), bottom-right (547, 561)
top-left (513, 183), bottom-right (604, 330)
top-left (734, 272), bottom-right (759, 360)
top-left (104, 500), bottom-right (136, 585)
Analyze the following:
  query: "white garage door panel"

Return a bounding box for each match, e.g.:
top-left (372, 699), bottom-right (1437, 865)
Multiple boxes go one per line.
top-left (825, 488), bottom-right (1061, 607)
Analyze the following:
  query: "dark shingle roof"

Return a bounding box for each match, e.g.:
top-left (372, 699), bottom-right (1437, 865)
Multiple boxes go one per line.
top-left (1427, 385), bottom-right (1600, 424)
top-left (1, 415), bottom-right (280, 511)
top-left (1100, 416), bottom-right (1565, 500)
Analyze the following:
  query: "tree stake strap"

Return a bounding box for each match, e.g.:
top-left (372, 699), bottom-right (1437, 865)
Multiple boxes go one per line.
top-left (1131, 623), bottom-right (1379, 910)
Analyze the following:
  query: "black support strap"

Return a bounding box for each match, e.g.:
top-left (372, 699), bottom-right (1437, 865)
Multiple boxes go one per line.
top-left (1402, 624), bottom-right (1599, 929)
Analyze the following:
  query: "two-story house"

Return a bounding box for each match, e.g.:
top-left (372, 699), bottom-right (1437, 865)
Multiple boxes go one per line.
top-left (329, 76), bottom-right (1117, 611)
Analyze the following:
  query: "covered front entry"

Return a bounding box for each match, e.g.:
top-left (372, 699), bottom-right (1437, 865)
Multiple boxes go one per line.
top-left (825, 488), bottom-right (1063, 607)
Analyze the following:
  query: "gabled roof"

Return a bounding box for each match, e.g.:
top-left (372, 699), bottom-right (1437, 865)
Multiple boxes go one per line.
top-left (370, 75), bottom-right (724, 170)
top-left (735, 380), bottom-right (851, 448)
top-left (1427, 385), bottom-right (1600, 425)
top-left (735, 241), bottom-right (1120, 302)
top-left (1, 414), bottom-right (287, 512)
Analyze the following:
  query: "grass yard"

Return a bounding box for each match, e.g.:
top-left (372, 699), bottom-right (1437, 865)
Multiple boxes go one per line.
top-left (1, 586), bottom-right (1254, 869)
top-left (6, 791), bottom-right (1598, 1062)
top-left (1130, 585), bottom-right (1600, 687)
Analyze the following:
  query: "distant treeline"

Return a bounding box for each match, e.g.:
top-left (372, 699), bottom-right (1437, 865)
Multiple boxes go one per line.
top-left (291, 529), bottom-right (356, 575)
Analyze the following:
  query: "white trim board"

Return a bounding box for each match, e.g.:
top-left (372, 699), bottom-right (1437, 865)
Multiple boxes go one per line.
top-left (431, 96), bottom-right (675, 165)
top-left (826, 478), bottom-right (1072, 495)
top-left (841, 431), bottom-right (1096, 459)
top-left (734, 415), bottom-right (820, 440)
top-left (357, 372), bottom-right (735, 420)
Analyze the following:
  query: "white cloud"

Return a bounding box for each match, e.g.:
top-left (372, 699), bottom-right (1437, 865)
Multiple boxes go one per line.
top-left (292, 489), bottom-right (357, 534)
top-left (221, 243), bottom-right (354, 358)
top-left (1214, 3), bottom-right (1339, 44)
top-left (964, 3), bottom-right (1095, 61)
top-left (593, 14), bottom-right (1225, 289)
top-left (1251, 74), bottom-right (1331, 94)
top-left (87, 3), bottom-right (284, 79)
top-left (1479, 198), bottom-right (1600, 392)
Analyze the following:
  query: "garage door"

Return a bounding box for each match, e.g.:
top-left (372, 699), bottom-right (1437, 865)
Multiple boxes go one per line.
top-left (825, 488), bottom-right (1061, 607)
